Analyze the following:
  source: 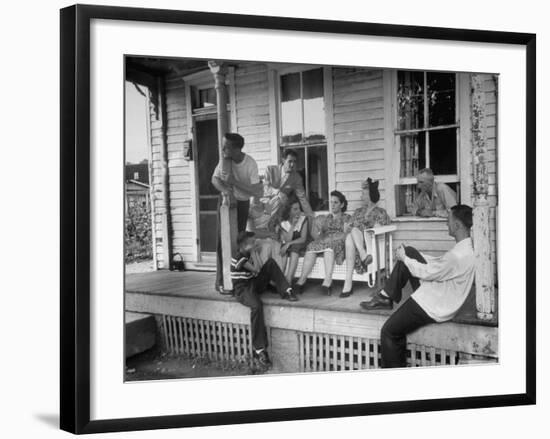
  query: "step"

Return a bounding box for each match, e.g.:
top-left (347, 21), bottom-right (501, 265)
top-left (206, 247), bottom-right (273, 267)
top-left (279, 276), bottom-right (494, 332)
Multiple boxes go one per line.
top-left (125, 312), bottom-right (156, 358)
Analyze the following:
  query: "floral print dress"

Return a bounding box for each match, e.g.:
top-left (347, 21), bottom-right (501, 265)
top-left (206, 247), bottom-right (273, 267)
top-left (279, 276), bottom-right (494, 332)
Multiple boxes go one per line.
top-left (350, 205), bottom-right (391, 273)
top-left (306, 213), bottom-right (352, 265)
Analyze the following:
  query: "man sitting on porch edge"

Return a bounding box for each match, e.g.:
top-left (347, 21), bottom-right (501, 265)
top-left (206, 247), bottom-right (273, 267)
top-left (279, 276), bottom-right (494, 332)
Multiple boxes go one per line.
top-left (361, 204), bottom-right (475, 368)
top-left (232, 231), bottom-right (298, 369)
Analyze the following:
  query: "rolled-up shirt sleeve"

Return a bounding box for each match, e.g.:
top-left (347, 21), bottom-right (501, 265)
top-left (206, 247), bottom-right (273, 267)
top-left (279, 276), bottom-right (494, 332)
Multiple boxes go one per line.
top-left (403, 254), bottom-right (457, 282)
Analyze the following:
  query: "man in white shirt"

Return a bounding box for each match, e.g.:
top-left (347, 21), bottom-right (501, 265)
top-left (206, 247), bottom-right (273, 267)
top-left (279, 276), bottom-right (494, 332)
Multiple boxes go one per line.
top-left (361, 204), bottom-right (475, 368)
top-left (212, 133), bottom-right (263, 294)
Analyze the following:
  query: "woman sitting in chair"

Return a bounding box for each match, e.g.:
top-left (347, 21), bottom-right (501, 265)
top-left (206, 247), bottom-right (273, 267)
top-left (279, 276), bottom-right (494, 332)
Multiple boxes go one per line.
top-left (293, 191), bottom-right (351, 296)
top-left (341, 178), bottom-right (391, 297)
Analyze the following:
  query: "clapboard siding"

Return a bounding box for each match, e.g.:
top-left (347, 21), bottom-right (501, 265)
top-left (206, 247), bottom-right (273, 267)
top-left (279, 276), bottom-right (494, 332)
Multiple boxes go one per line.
top-left (393, 220), bottom-right (455, 258)
top-left (149, 74), bottom-right (196, 267)
top-left (332, 67), bottom-right (386, 213)
top-left (235, 63), bottom-right (271, 173)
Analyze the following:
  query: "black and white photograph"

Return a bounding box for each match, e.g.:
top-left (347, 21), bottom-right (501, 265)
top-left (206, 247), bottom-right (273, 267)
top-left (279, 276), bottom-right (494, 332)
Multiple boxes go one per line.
top-left (124, 57), bottom-right (499, 379)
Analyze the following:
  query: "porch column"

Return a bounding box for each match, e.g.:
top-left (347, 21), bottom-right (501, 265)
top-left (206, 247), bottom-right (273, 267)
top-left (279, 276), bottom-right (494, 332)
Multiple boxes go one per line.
top-left (157, 76), bottom-right (173, 269)
top-left (209, 61), bottom-right (238, 291)
top-left (470, 74), bottom-right (495, 320)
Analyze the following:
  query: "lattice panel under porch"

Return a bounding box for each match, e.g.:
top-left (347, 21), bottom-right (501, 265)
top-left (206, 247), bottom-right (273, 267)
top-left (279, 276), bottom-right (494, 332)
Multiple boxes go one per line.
top-left (298, 331), bottom-right (459, 371)
top-left (158, 315), bottom-right (254, 362)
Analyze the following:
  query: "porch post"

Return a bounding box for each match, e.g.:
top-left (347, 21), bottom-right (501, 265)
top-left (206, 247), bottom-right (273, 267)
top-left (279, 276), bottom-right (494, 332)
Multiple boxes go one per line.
top-left (157, 76), bottom-right (173, 269)
top-left (209, 61), bottom-right (238, 291)
top-left (470, 74), bottom-right (495, 320)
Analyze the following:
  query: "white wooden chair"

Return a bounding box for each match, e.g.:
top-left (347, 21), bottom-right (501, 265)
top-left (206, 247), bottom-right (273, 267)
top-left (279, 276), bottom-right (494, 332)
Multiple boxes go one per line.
top-left (294, 224), bottom-right (397, 288)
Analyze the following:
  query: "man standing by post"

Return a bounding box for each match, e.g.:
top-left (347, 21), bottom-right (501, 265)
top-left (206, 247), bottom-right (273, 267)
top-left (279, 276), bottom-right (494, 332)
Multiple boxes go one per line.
top-left (413, 168), bottom-right (457, 218)
top-left (212, 133), bottom-right (263, 295)
top-left (263, 149), bottom-right (313, 218)
top-left (360, 204), bottom-right (475, 368)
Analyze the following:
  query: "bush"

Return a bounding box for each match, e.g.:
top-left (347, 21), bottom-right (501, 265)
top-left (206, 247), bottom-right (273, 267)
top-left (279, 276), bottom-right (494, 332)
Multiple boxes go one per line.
top-left (125, 202), bottom-right (153, 263)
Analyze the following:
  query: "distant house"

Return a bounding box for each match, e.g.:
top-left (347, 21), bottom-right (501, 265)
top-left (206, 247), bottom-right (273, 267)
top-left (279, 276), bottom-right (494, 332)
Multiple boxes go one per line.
top-left (125, 161), bottom-right (149, 185)
top-left (126, 179), bottom-right (150, 210)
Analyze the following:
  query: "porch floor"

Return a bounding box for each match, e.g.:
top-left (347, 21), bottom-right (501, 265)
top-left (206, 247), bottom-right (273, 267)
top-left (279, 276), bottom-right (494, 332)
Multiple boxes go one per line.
top-left (125, 270), bottom-right (497, 328)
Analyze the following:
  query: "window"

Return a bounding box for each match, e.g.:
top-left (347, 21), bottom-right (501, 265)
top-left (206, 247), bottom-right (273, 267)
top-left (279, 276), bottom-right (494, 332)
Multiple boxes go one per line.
top-left (395, 71), bottom-right (459, 215)
top-left (279, 68), bottom-right (329, 211)
top-left (191, 86), bottom-right (217, 110)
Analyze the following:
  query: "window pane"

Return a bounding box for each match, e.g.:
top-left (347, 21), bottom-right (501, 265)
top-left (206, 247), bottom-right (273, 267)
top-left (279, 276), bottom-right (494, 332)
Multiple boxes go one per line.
top-left (398, 71), bottom-right (424, 130)
top-left (428, 72), bottom-right (455, 127)
top-left (302, 68), bottom-right (323, 99)
top-left (281, 72), bottom-right (302, 143)
top-left (199, 87), bottom-right (216, 108)
top-left (395, 184), bottom-right (418, 216)
top-left (399, 132), bottom-right (425, 178)
top-left (428, 128), bottom-right (457, 175)
top-left (306, 146), bottom-right (329, 211)
top-left (303, 96), bottom-right (325, 142)
top-left (281, 72), bottom-right (301, 102)
top-left (281, 100), bottom-right (303, 143)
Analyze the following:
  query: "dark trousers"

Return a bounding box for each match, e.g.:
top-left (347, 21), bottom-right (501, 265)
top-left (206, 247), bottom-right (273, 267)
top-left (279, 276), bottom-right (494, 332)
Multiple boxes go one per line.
top-left (216, 196), bottom-right (250, 288)
top-left (234, 258), bottom-right (290, 350)
top-left (381, 246), bottom-right (435, 368)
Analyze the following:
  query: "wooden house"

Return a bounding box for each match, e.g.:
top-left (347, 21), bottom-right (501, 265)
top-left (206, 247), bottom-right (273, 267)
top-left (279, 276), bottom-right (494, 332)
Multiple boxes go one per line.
top-left (125, 57), bottom-right (498, 370)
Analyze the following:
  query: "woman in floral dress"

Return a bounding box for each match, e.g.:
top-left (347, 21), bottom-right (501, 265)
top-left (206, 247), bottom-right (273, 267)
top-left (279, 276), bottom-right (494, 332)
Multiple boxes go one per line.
top-left (341, 178), bottom-right (391, 297)
top-left (294, 191), bottom-right (351, 296)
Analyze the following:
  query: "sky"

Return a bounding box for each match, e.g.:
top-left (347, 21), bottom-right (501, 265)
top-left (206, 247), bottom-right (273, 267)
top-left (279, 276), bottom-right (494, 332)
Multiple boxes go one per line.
top-left (125, 81), bottom-right (149, 164)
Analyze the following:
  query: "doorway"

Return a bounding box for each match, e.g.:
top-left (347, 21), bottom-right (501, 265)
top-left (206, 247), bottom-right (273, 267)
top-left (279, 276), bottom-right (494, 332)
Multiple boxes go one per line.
top-left (194, 118), bottom-right (219, 258)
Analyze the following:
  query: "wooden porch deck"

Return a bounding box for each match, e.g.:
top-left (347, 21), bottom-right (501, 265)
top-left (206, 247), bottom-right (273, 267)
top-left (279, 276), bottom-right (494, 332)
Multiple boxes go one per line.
top-left (126, 270), bottom-right (498, 372)
top-left (125, 270), bottom-right (497, 328)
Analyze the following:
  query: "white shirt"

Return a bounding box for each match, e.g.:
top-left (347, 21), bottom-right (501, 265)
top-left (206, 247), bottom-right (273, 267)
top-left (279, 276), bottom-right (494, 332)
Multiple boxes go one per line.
top-left (213, 154), bottom-right (260, 201)
top-left (404, 237), bottom-right (475, 323)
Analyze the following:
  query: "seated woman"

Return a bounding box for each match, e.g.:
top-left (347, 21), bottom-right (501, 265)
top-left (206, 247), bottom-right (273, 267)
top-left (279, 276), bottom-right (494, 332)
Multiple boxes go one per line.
top-left (294, 191), bottom-right (351, 296)
top-left (278, 196), bottom-right (309, 283)
top-left (341, 178), bottom-right (391, 297)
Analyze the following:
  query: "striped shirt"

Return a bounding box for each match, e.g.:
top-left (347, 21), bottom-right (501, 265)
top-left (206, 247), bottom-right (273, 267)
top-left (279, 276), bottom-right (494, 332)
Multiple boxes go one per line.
top-left (231, 251), bottom-right (256, 286)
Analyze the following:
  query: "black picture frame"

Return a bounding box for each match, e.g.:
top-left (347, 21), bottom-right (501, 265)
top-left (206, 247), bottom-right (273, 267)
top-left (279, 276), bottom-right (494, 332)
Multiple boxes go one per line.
top-left (60, 4), bottom-right (536, 434)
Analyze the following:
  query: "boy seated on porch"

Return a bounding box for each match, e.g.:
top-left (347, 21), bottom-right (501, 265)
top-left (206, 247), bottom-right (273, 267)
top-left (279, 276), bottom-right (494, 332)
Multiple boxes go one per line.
top-left (232, 231), bottom-right (298, 368)
top-left (361, 204), bottom-right (475, 368)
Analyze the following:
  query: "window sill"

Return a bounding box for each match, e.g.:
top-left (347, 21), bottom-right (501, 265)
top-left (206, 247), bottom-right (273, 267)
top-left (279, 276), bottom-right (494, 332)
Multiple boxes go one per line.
top-left (392, 216), bottom-right (448, 223)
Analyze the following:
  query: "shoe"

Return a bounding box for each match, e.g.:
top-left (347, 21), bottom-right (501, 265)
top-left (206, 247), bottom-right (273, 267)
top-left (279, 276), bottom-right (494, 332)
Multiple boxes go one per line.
top-left (217, 285), bottom-right (234, 296)
top-left (282, 288), bottom-right (298, 302)
top-left (361, 254), bottom-right (373, 270)
top-left (293, 282), bottom-right (304, 295)
top-left (322, 284), bottom-right (333, 296)
top-left (253, 349), bottom-right (272, 368)
top-left (340, 287), bottom-right (354, 298)
top-left (360, 292), bottom-right (392, 310)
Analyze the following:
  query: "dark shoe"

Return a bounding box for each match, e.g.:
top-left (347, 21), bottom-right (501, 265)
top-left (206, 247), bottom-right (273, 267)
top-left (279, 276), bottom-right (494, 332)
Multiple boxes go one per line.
top-left (253, 349), bottom-right (272, 368)
top-left (281, 288), bottom-right (298, 302)
top-left (293, 282), bottom-right (305, 295)
top-left (361, 254), bottom-right (373, 270)
top-left (360, 292), bottom-right (392, 310)
top-left (217, 285), bottom-right (234, 296)
top-left (322, 284), bottom-right (333, 296)
top-left (340, 287), bottom-right (354, 298)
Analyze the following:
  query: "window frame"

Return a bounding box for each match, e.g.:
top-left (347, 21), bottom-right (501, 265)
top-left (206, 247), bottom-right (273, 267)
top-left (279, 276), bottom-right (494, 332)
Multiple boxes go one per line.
top-left (270, 64), bottom-right (334, 213)
top-left (392, 70), bottom-right (462, 216)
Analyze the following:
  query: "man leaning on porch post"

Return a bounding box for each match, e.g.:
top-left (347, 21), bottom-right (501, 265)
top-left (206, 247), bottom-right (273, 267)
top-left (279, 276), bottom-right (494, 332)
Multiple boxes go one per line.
top-left (209, 61), bottom-right (263, 294)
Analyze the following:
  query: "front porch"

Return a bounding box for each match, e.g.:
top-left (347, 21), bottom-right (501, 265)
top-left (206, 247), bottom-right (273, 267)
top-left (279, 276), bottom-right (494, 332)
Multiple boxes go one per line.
top-left (125, 270), bottom-right (498, 373)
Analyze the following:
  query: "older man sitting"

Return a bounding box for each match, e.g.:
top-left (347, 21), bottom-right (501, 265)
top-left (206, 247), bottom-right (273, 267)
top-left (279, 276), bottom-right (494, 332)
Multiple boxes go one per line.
top-left (413, 168), bottom-right (457, 218)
